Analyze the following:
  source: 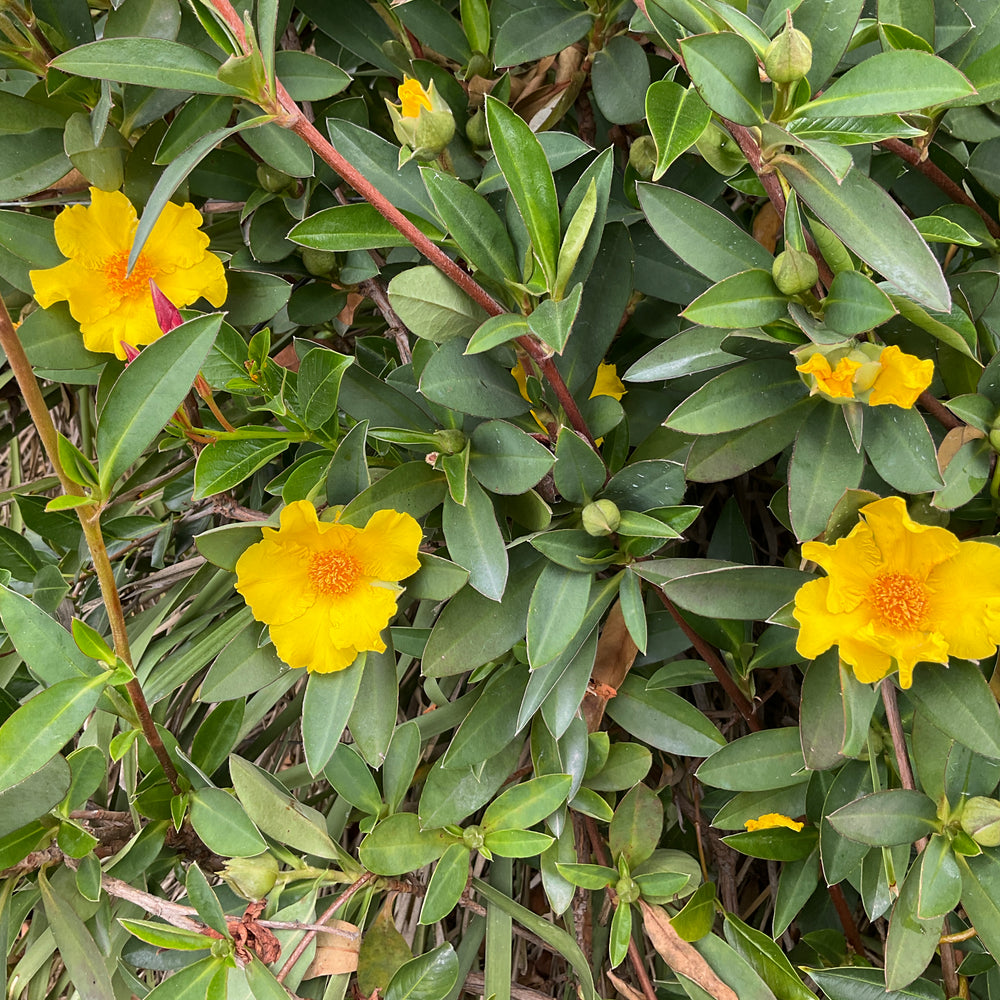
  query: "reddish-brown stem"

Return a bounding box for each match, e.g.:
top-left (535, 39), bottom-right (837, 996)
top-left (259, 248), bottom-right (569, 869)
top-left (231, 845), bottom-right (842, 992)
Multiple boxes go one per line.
top-left (276, 871), bottom-right (375, 983)
top-left (827, 883), bottom-right (867, 957)
top-left (654, 590), bottom-right (761, 730)
top-left (880, 679), bottom-right (927, 853)
top-left (722, 119), bottom-right (835, 289)
top-left (919, 389), bottom-right (962, 431)
top-left (879, 137), bottom-right (1000, 241)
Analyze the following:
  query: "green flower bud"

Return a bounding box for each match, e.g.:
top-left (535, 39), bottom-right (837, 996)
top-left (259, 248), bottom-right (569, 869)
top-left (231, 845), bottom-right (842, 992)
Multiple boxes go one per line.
top-left (583, 499), bottom-right (621, 537)
top-left (256, 164), bottom-right (296, 195)
top-left (300, 248), bottom-right (341, 278)
top-left (764, 18), bottom-right (813, 84)
top-left (220, 853), bottom-right (279, 901)
top-left (961, 796), bottom-right (1000, 847)
top-left (465, 51), bottom-right (492, 80)
top-left (772, 248), bottom-right (819, 295)
top-left (628, 136), bottom-right (658, 181)
top-left (463, 825), bottom-right (485, 850)
top-left (615, 876), bottom-right (641, 905)
top-left (433, 428), bottom-right (467, 454)
top-left (465, 108), bottom-right (489, 148)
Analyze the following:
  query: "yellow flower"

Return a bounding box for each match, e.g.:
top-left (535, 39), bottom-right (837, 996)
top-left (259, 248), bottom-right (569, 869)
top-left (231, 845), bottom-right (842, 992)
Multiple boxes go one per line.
top-left (590, 362), bottom-right (626, 401)
top-left (29, 187), bottom-right (227, 360)
top-left (869, 345), bottom-right (934, 407)
top-left (744, 813), bottom-right (804, 833)
top-left (795, 353), bottom-right (861, 400)
top-left (398, 77), bottom-right (432, 118)
top-left (235, 500), bottom-right (422, 673)
top-left (793, 496), bottom-right (1000, 688)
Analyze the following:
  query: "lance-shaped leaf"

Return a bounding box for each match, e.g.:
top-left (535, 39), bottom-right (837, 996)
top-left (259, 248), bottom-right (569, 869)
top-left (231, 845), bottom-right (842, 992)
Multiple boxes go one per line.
top-left (645, 81), bottom-right (712, 180)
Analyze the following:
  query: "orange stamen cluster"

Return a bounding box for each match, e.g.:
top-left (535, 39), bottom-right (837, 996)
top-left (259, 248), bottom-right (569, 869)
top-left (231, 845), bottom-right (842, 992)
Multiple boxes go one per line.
top-left (867, 572), bottom-right (928, 631)
top-left (308, 549), bottom-right (362, 596)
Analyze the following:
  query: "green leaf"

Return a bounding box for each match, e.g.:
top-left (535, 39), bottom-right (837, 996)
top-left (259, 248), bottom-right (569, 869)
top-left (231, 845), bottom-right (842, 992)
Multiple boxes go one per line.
top-left (484, 828), bottom-right (555, 857)
top-left (193, 438), bottom-right (289, 500)
top-left (697, 728), bottom-right (808, 791)
top-left (824, 271), bottom-right (897, 336)
top-left (609, 782), bottom-right (663, 867)
top-left (637, 185), bottom-right (773, 282)
top-left (188, 787), bottom-right (267, 857)
top-left (885, 861), bottom-right (942, 991)
top-left (38, 869), bottom-right (115, 1000)
top-left (788, 403), bottom-right (864, 541)
top-left (422, 168), bottom-right (521, 285)
top-left (97, 314), bottom-right (222, 492)
top-left (442, 480), bottom-right (508, 601)
top-left (829, 789), bottom-right (939, 846)
top-left (554, 426), bottom-right (606, 503)
top-left (324, 743), bottom-right (383, 815)
top-left (492, 7), bottom-right (593, 67)
top-left (0, 674), bottom-right (106, 791)
top-left (186, 862), bottom-right (228, 936)
top-left (775, 151), bottom-right (950, 312)
top-left (906, 660), bottom-right (1000, 759)
top-left (609, 901), bottom-right (631, 969)
top-left (917, 834), bottom-right (961, 919)
top-left (605, 674), bottom-right (725, 757)
top-left (0, 754), bottom-right (70, 838)
top-left (482, 774), bottom-right (572, 832)
top-left (682, 270), bottom-right (787, 327)
top-left (0, 130), bottom-right (69, 200)
top-left (229, 755), bottom-right (342, 859)
top-left (645, 81), bottom-right (712, 181)
top-left (342, 462), bottom-right (446, 524)
top-left (527, 284), bottom-right (583, 354)
top-left (592, 35), bottom-right (650, 125)
top-left (958, 850), bottom-right (1000, 962)
top-left (303, 658), bottom-right (365, 774)
top-left (803, 966), bottom-right (946, 1000)
top-left (290, 204), bottom-right (444, 252)
top-left (360, 812), bottom-right (454, 876)
top-left (419, 339), bottom-right (530, 418)
top-left (420, 844), bottom-right (472, 924)
top-left (388, 266), bottom-right (489, 344)
top-left (465, 314), bottom-right (532, 355)
top-left (863, 406), bottom-right (943, 494)
top-left (385, 943), bottom-right (459, 1000)
top-left (50, 38), bottom-right (242, 95)
top-left (443, 664), bottom-right (531, 768)
top-left (724, 912), bottom-right (818, 1000)
top-left (635, 559), bottom-right (809, 620)
top-left (120, 919), bottom-right (214, 952)
top-left (665, 360), bottom-right (807, 435)
top-left (469, 421), bottom-right (553, 494)
top-left (796, 50), bottom-right (975, 118)
top-left (275, 49), bottom-right (350, 100)
top-left (679, 32), bottom-right (763, 125)
top-left (722, 827), bottom-right (818, 862)
top-left (485, 96), bottom-right (560, 288)
top-left (526, 563), bottom-right (593, 668)
top-left (141, 958), bottom-right (227, 1000)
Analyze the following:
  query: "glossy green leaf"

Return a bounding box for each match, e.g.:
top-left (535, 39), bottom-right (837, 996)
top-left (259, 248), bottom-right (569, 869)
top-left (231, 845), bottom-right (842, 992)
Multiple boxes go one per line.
top-left (697, 728), bottom-right (808, 791)
top-left (526, 562), bottom-right (593, 668)
top-left (722, 826), bottom-right (818, 862)
top-left (0, 673), bottom-right (106, 791)
top-left (303, 657), bottom-right (365, 774)
top-left (469, 421), bottom-right (553, 494)
top-left (485, 96), bottom-right (560, 287)
top-left (592, 35), bottom-right (649, 124)
top-left (492, 7), bottom-right (593, 67)
top-left (884, 862), bottom-right (942, 991)
top-left (682, 269), bottom-right (787, 327)
top-left (724, 912), bottom-right (818, 1000)
top-left (51, 38), bottom-right (242, 95)
top-left (803, 966), bottom-right (946, 1000)
top-left (645, 81), bottom-right (712, 180)
top-left (97, 314), bottom-right (222, 492)
top-left (420, 844), bottom-right (472, 924)
top-left (0, 754), bottom-right (70, 838)
top-left (680, 32), bottom-right (763, 125)
top-left (290, 204), bottom-right (444, 252)
top-left (419, 339), bottom-right (530, 418)
top-left (193, 438), bottom-right (289, 500)
top-left (775, 151), bottom-right (950, 312)
top-left (388, 266), bottom-right (490, 344)
top-left (274, 49), bottom-right (350, 100)
top-left (482, 774), bottom-right (572, 832)
top-left (829, 789), bottom-right (939, 846)
top-left (796, 50), bottom-right (975, 119)
top-left (609, 783), bottom-right (663, 867)
top-left (824, 271), bottom-right (897, 336)
top-left (442, 480), bottom-right (507, 601)
top-left (958, 850), bottom-right (1000, 962)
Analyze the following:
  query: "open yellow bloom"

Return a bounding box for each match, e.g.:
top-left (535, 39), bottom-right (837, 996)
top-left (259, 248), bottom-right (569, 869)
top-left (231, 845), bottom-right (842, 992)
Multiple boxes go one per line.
top-left (235, 500), bottom-right (422, 673)
top-left (794, 496), bottom-right (1000, 688)
top-left (868, 344), bottom-right (934, 407)
top-left (795, 354), bottom-right (861, 399)
top-left (398, 77), bottom-right (432, 118)
top-left (29, 188), bottom-right (227, 359)
top-left (744, 813), bottom-right (804, 833)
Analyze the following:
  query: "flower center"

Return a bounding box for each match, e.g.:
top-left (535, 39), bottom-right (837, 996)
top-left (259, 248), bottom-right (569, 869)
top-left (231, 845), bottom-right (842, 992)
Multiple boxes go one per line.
top-left (308, 549), bottom-right (362, 596)
top-left (104, 250), bottom-right (158, 299)
top-left (867, 572), bottom-right (928, 631)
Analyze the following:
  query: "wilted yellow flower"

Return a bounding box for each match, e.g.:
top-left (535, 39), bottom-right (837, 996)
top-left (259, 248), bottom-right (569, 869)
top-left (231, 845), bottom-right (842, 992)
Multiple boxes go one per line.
top-left (744, 813), bottom-right (804, 833)
top-left (29, 188), bottom-right (226, 359)
top-left (795, 354), bottom-right (861, 400)
top-left (793, 496), bottom-right (1000, 688)
top-left (398, 77), bottom-right (432, 118)
top-left (235, 500), bottom-right (422, 673)
top-left (794, 345), bottom-right (932, 408)
top-left (590, 362), bottom-right (626, 401)
top-left (868, 345), bottom-right (934, 407)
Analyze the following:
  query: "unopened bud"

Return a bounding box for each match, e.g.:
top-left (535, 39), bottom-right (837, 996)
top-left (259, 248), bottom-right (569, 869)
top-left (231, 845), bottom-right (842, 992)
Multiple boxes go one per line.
top-left (433, 429), bottom-right (467, 454)
top-left (463, 825), bottom-right (485, 850)
top-left (465, 108), bottom-right (489, 148)
top-left (220, 853), bottom-right (279, 900)
top-left (772, 248), bottom-right (819, 295)
top-left (256, 164), bottom-right (296, 195)
top-left (629, 137), bottom-right (658, 181)
top-left (301, 248), bottom-right (341, 278)
top-left (615, 876), bottom-right (640, 904)
top-left (583, 499), bottom-right (621, 537)
top-left (961, 796), bottom-right (1000, 847)
top-left (764, 17), bottom-right (813, 84)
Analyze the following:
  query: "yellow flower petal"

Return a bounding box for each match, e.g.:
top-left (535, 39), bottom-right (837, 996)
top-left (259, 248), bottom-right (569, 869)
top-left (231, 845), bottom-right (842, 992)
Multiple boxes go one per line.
top-left (744, 813), bottom-right (804, 832)
top-left (590, 362), bottom-right (625, 401)
top-left (869, 345), bottom-right (934, 408)
top-left (53, 187), bottom-right (135, 265)
top-left (398, 77), bottom-right (432, 118)
top-left (794, 495), bottom-right (1000, 688)
top-left (795, 353), bottom-right (860, 399)
top-left (143, 200), bottom-right (211, 270)
top-left (234, 501), bottom-right (423, 672)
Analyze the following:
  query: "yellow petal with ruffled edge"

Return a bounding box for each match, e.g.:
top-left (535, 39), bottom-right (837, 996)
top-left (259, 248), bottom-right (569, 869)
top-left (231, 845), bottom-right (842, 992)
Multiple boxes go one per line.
top-left (869, 345), bottom-right (933, 408)
top-left (53, 188), bottom-right (135, 265)
top-left (398, 77), bottom-right (432, 118)
top-left (351, 509), bottom-right (423, 582)
top-left (744, 813), bottom-right (804, 832)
